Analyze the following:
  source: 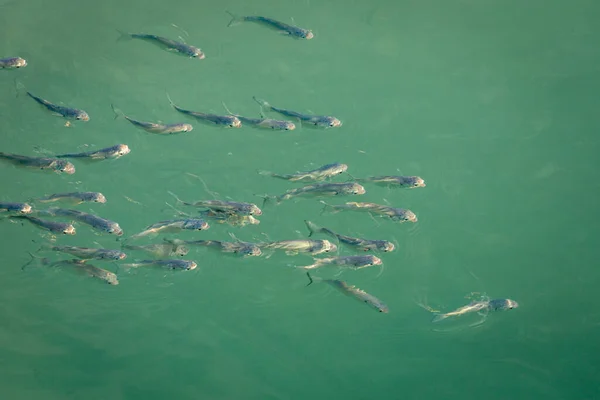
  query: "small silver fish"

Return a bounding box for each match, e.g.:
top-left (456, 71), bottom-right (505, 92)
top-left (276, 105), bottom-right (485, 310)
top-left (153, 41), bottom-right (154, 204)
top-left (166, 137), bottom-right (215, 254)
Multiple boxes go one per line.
top-left (43, 208), bottom-right (122, 236)
top-left (168, 95), bottom-right (241, 128)
top-left (26, 92), bottom-right (89, 121)
top-left (222, 102), bottom-right (295, 131)
top-left (321, 201), bottom-right (418, 223)
top-left (259, 239), bottom-right (336, 256)
top-left (0, 152), bottom-right (75, 174)
top-left (226, 12), bottom-right (314, 39)
top-left (54, 259), bottom-right (118, 285)
top-left (55, 144), bottom-right (130, 160)
top-left (169, 191), bottom-right (262, 216)
top-left (0, 202), bottom-right (32, 214)
top-left (11, 215), bottom-right (76, 235)
top-left (356, 175), bottom-right (426, 189)
top-left (306, 272), bottom-right (388, 313)
top-left (298, 255), bottom-right (382, 270)
top-left (432, 298), bottom-right (519, 322)
top-left (129, 218), bottom-right (209, 240)
top-left (122, 259), bottom-right (197, 270)
top-left (111, 104), bottom-right (193, 134)
top-left (0, 57), bottom-right (27, 69)
top-left (253, 97), bottom-right (341, 128)
top-left (266, 182), bottom-right (365, 205)
top-left (198, 210), bottom-right (260, 227)
top-left (304, 220), bottom-right (395, 252)
top-left (122, 243), bottom-right (189, 258)
top-left (165, 238), bottom-right (261, 257)
top-left (258, 163), bottom-right (348, 182)
top-left (36, 192), bottom-right (106, 205)
top-left (119, 32), bottom-right (205, 59)
top-left (40, 244), bottom-right (126, 260)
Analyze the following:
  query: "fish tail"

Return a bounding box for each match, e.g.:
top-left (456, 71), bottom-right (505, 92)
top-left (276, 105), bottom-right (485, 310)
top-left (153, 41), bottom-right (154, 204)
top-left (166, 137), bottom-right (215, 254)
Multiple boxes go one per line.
top-left (167, 191), bottom-right (184, 206)
top-left (305, 272), bottom-right (323, 286)
top-left (432, 313), bottom-right (448, 323)
top-left (21, 251), bottom-right (47, 271)
top-left (110, 103), bottom-right (124, 120)
top-left (225, 11), bottom-right (243, 27)
top-left (221, 101), bottom-right (234, 115)
top-left (319, 200), bottom-right (336, 215)
top-left (115, 29), bottom-right (132, 43)
top-left (13, 78), bottom-right (26, 98)
top-left (257, 169), bottom-right (275, 177)
top-left (252, 96), bottom-right (271, 113)
top-left (304, 220), bottom-right (320, 237)
top-left (345, 172), bottom-right (359, 182)
top-left (166, 92), bottom-right (178, 109)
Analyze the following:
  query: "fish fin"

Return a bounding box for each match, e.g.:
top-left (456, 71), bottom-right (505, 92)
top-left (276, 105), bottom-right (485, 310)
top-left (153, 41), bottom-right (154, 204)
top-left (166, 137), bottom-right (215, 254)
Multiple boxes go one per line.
top-left (319, 200), bottom-right (336, 215)
top-left (13, 78), bottom-right (26, 98)
top-left (115, 29), bottom-right (132, 43)
top-left (252, 96), bottom-right (270, 111)
top-left (304, 220), bottom-right (319, 237)
top-left (166, 92), bottom-right (177, 109)
top-left (432, 313), bottom-right (448, 323)
top-left (166, 191), bottom-right (184, 206)
top-left (110, 104), bottom-right (124, 120)
top-left (228, 231), bottom-right (241, 242)
top-left (306, 272), bottom-right (314, 286)
top-left (225, 11), bottom-right (242, 27)
top-left (257, 169), bottom-right (274, 177)
top-left (345, 172), bottom-right (358, 182)
top-left (22, 251), bottom-right (46, 270)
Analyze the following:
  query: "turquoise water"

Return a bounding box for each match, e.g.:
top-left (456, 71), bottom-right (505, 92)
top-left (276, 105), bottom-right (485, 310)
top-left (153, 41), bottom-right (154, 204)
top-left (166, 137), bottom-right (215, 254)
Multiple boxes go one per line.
top-left (2, 0), bottom-right (600, 399)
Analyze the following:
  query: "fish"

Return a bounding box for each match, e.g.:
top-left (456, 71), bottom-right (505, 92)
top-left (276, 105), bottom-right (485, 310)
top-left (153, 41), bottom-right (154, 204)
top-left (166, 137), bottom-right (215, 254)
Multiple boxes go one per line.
top-left (167, 94), bottom-right (241, 128)
top-left (0, 202), bottom-right (32, 214)
top-left (356, 175), bottom-right (426, 189)
top-left (169, 191), bottom-right (262, 216)
top-left (306, 272), bottom-right (388, 313)
top-left (119, 31), bottom-right (205, 58)
top-left (226, 12), bottom-right (314, 39)
top-left (265, 182), bottom-right (365, 205)
top-left (42, 208), bottom-right (123, 236)
top-left (121, 259), bottom-right (197, 270)
top-left (39, 244), bottom-right (126, 260)
top-left (198, 210), bottom-right (260, 227)
top-left (259, 239), bottom-right (336, 256)
top-left (10, 215), bottom-right (76, 235)
top-left (128, 218), bottom-right (209, 240)
top-left (26, 92), bottom-right (89, 121)
top-left (258, 163), bottom-right (348, 182)
top-left (297, 255), bottom-right (382, 270)
top-left (111, 104), bottom-right (193, 134)
top-left (164, 238), bottom-right (262, 257)
top-left (321, 201), bottom-right (418, 223)
top-left (122, 243), bottom-right (189, 258)
top-left (0, 57), bottom-right (27, 69)
top-left (304, 220), bottom-right (395, 252)
top-left (432, 298), bottom-right (519, 322)
top-left (0, 152), bottom-right (75, 174)
top-left (54, 144), bottom-right (130, 160)
top-left (51, 259), bottom-right (119, 285)
top-left (35, 192), bottom-right (106, 205)
top-left (221, 102), bottom-right (295, 130)
top-left (253, 97), bottom-right (341, 128)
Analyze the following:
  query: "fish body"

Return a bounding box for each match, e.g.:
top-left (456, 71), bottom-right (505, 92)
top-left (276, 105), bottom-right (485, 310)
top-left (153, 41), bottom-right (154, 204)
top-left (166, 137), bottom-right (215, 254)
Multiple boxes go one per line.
top-left (45, 208), bottom-right (123, 236)
top-left (126, 33), bottom-right (205, 58)
top-left (112, 104), bottom-right (193, 134)
top-left (0, 57), bottom-right (27, 69)
top-left (322, 201), bottom-right (417, 222)
top-left (165, 238), bottom-right (261, 257)
top-left (357, 175), bottom-right (426, 188)
top-left (306, 272), bottom-right (388, 313)
top-left (253, 97), bottom-right (341, 128)
top-left (259, 163), bottom-right (348, 182)
top-left (129, 218), bottom-right (209, 240)
top-left (198, 210), bottom-right (260, 227)
top-left (42, 245), bottom-right (126, 260)
top-left (51, 259), bottom-right (119, 285)
top-left (270, 182), bottom-right (365, 204)
top-left (36, 192), bottom-right (106, 205)
top-left (55, 144), bottom-right (130, 160)
top-left (304, 220), bottom-right (395, 252)
top-left (432, 298), bottom-right (518, 322)
top-left (0, 152), bottom-right (75, 174)
top-left (171, 192), bottom-right (262, 216)
top-left (122, 259), bottom-right (197, 270)
top-left (0, 202), bottom-right (32, 214)
top-left (221, 103), bottom-right (294, 130)
top-left (122, 243), bottom-right (189, 258)
top-left (11, 215), bottom-right (75, 235)
top-left (26, 92), bottom-right (89, 121)
top-left (168, 96), bottom-right (241, 128)
top-left (260, 239), bottom-right (336, 256)
top-left (227, 13), bottom-right (313, 39)
top-left (299, 255), bottom-right (382, 270)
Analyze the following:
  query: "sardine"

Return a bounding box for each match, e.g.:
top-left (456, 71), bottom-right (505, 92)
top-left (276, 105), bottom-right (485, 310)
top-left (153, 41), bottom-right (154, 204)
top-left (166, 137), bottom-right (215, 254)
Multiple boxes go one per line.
top-left (167, 95), bottom-right (241, 128)
top-left (111, 104), bottom-right (193, 134)
top-left (36, 192), bottom-right (106, 205)
top-left (40, 244), bottom-right (126, 260)
top-left (304, 220), bottom-right (395, 252)
top-left (321, 201), bottom-right (418, 223)
top-left (54, 144), bottom-right (130, 160)
top-left (258, 163), bottom-right (348, 182)
top-left (169, 191), bottom-right (262, 216)
top-left (266, 182), bottom-right (365, 205)
top-left (0, 57), bottom-right (27, 69)
top-left (122, 243), bottom-right (189, 258)
top-left (306, 272), bottom-right (388, 313)
top-left (43, 208), bottom-right (122, 236)
top-left (119, 32), bottom-right (205, 58)
top-left (122, 259), bottom-right (197, 270)
top-left (198, 210), bottom-right (260, 227)
top-left (298, 255), bottom-right (382, 270)
top-left (222, 102), bottom-right (295, 130)
top-left (26, 92), bottom-right (89, 121)
top-left (50, 259), bottom-right (119, 285)
top-left (432, 298), bottom-right (519, 322)
top-left (129, 218), bottom-right (209, 240)
top-left (11, 215), bottom-right (75, 235)
top-left (253, 97), bottom-right (341, 128)
top-left (259, 239), bottom-right (336, 256)
top-left (0, 152), bottom-right (75, 174)
top-left (0, 202), bottom-right (32, 214)
top-left (226, 12), bottom-right (314, 39)
top-left (356, 175), bottom-right (426, 189)
top-left (164, 238), bottom-right (261, 257)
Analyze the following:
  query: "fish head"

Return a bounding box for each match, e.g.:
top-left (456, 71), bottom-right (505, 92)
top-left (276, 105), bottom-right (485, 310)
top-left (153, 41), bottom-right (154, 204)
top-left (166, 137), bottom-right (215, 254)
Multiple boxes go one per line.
top-left (63, 225), bottom-right (76, 235)
top-left (56, 160), bottom-right (76, 174)
top-left (380, 241), bottom-right (395, 252)
top-left (331, 163), bottom-right (349, 175)
top-left (116, 144), bottom-right (131, 157)
top-left (20, 203), bottom-right (33, 214)
top-left (349, 183), bottom-right (366, 195)
top-left (186, 261), bottom-right (198, 270)
top-left (282, 121), bottom-right (296, 130)
top-left (14, 57), bottom-right (27, 68)
top-left (230, 117), bottom-right (242, 128)
top-left (392, 209), bottom-right (417, 223)
top-left (247, 216), bottom-right (261, 225)
top-left (249, 204), bottom-right (262, 216)
top-left (174, 245), bottom-right (190, 256)
top-left (321, 240), bottom-right (337, 254)
top-left (76, 111), bottom-right (90, 121)
top-left (104, 250), bottom-right (127, 260)
top-left (410, 176), bottom-right (426, 188)
top-left (108, 224), bottom-right (123, 236)
top-left (182, 124), bottom-right (194, 132)
top-left (377, 304), bottom-right (389, 313)
top-left (94, 193), bottom-right (107, 203)
top-left (241, 245), bottom-right (262, 257)
top-left (506, 299), bottom-right (519, 309)
top-left (303, 30), bottom-right (314, 39)
top-left (184, 219), bottom-right (210, 231)
top-left (370, 256), bottom-right (383, 266)
top-left (191, 48), bottom-right (205, 59)
top-left (321, 117), bottom-right (341, 128)
top-left (106, 273), bottom-right (119, 285)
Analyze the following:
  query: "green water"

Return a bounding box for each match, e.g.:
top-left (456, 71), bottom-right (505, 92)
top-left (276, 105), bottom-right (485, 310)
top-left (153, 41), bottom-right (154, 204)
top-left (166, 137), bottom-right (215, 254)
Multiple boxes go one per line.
top-left (1, 0), bottom-right (599, 399)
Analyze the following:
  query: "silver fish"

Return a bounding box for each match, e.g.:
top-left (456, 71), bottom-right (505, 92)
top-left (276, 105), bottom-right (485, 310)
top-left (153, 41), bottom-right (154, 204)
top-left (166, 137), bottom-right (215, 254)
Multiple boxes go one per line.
top-left (36, 192), bottom-right (106, 205)
top-left (165, 238), bottom-right (261, 257)
top-left (321, 201), bottom-right (418, 223)
top-left (43, 208), bottom-right (122, 236)
top-left (119, 32), bottom-right (205, 59)
top-left (129, 218), bottom-right (209, 240)
top-left (11, 215), bottom-right (76, 235)
top-left (198, 210), bottom-right (260, 227)
top-left (169, 191), bottom-right (262, 216)
top-left (122, 243), bottom-right (189, 258)
top-left (0, 152), bottom-right (75, 174)
top-left (306, 272), bottom-right (388, 313)
top-left (226, 12), bottom-right (314, 39)
top-left (266, 182), bottom-right (365, 205)
top-left (0, 57), bottom-right (27, 69)
top-left (26, 92), bottom-right (89, 121)
top-left (253, 97), bottom-right (341, 128)
top-left (55, 144), bottom-right (130, 160)
top-left (259, 239), bottom-right (336, 256)
top-left (222, 102), bottom-right (295, 131)
top-left (168, 95), bottom-right (241, 128)
top-left (304, 220), bottom-right (395, 252)
top-left (356, 175), bottom-right (426, 189)
top-left (122, 259), bottom-right (197, 270)
top-left (298, 255), bottom-right (382, 270)
top-left (111, 104), bottom-right (193, 134)
top-left (258, 163), bottom-right (348, 182)
top-left (40, 244), bottom-right (126, 260)
top-left (0, 202), bottom-right (32, 214)
top-left (432, 298), bottom-right (519, 322)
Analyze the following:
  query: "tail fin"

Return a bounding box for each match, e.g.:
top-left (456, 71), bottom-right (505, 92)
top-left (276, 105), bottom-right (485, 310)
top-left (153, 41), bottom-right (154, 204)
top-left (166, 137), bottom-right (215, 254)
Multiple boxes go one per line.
top-left (110, 104), bottom-right (124, 120)
top-left (167, 191), bottom-right (184, 205)
top-left (432, 313), bottom-right (448, 323)
top-left (21, 251), bottom-right (48, 271)
top-left (166, 92), bottom-right (179, 110)
top-left (257, 169), bottom-right (274, 177)
top-left (319, 200), bottom-right (337, 215)
top-left (252, 96), bottom-right (271, 113)
top-left (13, 78), bottom-right (26, 98)
top-left (225, 11), bottom-right (243, 27)
top-left (306, 272), bottom-right (314, 286)
top-left (116, 29), bottom-right (132, 43)
top-left (255, 194), bottom-right (279, 208)
top-left (304, 220), bottom-right (321, 237)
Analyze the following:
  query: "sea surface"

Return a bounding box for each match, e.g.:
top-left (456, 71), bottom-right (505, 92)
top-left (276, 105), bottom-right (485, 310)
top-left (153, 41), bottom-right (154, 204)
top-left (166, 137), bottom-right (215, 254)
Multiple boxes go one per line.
top-left (1, 0), bottom-right (599, 399)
